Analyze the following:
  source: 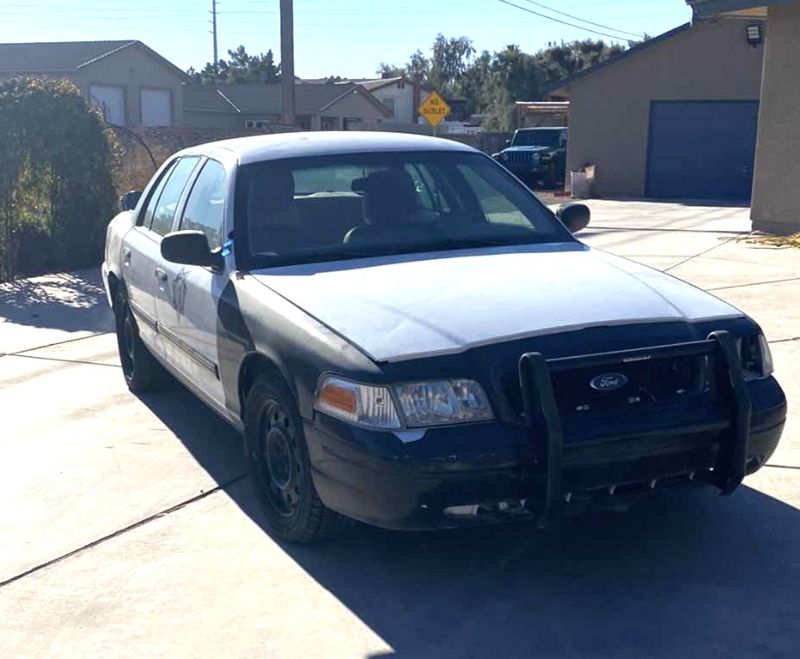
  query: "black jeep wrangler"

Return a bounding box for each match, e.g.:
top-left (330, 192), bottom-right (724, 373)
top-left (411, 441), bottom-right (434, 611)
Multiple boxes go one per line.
top-left (493, 127), bottom-right (568, 189)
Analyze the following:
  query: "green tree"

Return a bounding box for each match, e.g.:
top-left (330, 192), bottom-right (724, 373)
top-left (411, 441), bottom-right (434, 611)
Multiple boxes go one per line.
top-left (0, 78), bottom-right (116, 280)
top-left (188, 46), bottom-right (281, 84)
top-left (381, 35), bottom-right (637, 131)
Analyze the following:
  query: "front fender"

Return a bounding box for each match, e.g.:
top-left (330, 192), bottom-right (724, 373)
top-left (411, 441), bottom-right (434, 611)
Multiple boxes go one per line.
top-left (104, 211), bottom-right (136, 279)
top-left (220, 275), bottom-right (381, 424)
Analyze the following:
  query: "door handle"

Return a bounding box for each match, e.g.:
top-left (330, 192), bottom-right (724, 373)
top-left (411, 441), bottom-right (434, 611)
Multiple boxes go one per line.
top-left (155, 268), bottom-right (168, 284)
top-left (122, 247), bottom-right (132, 266)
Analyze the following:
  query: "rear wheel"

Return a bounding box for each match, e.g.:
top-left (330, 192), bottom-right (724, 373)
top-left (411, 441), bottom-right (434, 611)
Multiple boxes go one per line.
top-left (244, 372), bottom-right (350, 542)
top-left (114, 286), bottom-right (169, 392)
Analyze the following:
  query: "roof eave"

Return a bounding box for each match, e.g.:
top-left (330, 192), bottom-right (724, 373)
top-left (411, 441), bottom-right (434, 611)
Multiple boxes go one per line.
top-left (688, 0), bottom-right (800, 18)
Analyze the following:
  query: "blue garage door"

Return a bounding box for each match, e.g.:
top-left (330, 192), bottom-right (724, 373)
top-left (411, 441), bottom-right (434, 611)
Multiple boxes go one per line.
top-left (646, 101), bottom-right (759, 200)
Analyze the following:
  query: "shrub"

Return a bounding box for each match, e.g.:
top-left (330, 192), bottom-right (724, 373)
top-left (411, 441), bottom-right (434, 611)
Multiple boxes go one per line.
top-left (0, 77), bottom-right (117, 281)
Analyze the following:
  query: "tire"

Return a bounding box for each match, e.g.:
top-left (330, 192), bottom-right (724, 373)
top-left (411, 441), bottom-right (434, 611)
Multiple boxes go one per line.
top-left (544, 162), bottom-right (557, 190)
top-left (114, 285), bottom-right (169, 392)
top-left (244, 372), bottom-right (350, 543)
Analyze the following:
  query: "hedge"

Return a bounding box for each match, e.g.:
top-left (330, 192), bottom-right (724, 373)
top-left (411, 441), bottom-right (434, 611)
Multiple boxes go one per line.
top-left (0, 77), bottom-right (117, 281)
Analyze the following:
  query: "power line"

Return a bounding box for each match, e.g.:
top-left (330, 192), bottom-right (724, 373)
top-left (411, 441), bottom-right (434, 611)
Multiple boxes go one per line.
top-left (516, 0), bottom-right (644, 38)
top-left (497, 0), bottom-right (635, 41)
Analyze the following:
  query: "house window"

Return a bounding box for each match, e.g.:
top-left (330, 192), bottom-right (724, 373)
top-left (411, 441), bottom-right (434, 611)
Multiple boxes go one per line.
top-left (381, 97), bottom-right (396, 118)
top-left (321, 116), bottom-right (339, 130)
top-left (343, 117), bottom-right (363, 131)
top-left (245, 119), bottom-right (273, 129)
top-left (89, 85), bottom-right (125, 126)
top-left (141, 88), bottom-right (172, 127)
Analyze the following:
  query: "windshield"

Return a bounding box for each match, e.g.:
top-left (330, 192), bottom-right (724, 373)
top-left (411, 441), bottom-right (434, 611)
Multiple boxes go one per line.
top-left (513, 130), bottom-right (563, 148)
top-left (236, 151), bottom-right (570, 268)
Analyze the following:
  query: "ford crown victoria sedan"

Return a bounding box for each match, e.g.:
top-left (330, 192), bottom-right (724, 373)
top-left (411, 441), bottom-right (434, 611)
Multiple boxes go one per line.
top-left (103, 132), bottom-right (786, 542)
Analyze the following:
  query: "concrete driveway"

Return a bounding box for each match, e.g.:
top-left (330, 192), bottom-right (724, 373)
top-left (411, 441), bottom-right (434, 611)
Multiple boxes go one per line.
top-left (1, 200), bottom-right (799, 658)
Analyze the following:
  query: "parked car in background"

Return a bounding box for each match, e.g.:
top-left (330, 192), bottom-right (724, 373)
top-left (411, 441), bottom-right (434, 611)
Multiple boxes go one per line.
top-left (104, 132), bottom-right (785, 543)
top-left (493, 127), bottom-right (568, 189)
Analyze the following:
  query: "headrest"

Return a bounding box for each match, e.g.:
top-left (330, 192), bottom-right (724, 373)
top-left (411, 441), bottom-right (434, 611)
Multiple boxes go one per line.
top-left (248, 168), bottom-right (295, 222)
top-left (359, 169), bottom-right (418, 227)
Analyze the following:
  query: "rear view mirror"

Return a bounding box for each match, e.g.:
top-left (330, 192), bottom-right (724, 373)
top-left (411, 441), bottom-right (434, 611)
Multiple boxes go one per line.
top-left (120, 190), bottom-right (142, 212)
top-left (161, 231), bottom-right (224, 269)
top-left (556, 202), bottom-right (591, 234)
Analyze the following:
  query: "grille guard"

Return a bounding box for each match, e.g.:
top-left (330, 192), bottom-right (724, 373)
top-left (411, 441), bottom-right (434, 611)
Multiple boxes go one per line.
top-left (519, 330), bottom-right (752, 528)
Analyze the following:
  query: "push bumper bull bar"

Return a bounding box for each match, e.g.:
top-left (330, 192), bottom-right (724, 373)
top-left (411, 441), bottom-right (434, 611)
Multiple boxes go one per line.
top-left (519, 330), bottom-right (752, 528)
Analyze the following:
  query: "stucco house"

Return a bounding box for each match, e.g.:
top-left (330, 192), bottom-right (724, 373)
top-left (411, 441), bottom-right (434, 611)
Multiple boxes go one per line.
top-left (183, 82), bottom-right (392, 131)
top-left (550, 19), bottom-right (765, 201)
top-left (687, 0), bottom-right (800, 233)
top-left (0, 40), bottom-right (189, 127)
top-left (347, 76), bottom-right (419, 124)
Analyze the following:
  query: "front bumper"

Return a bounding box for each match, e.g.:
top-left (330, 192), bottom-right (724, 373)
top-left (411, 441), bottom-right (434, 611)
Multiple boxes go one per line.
top-left (306, 333), bottom-right (787, 531)
top-left (501, 161), bottom-right (550, 178)
top-left (101, 261), bottom-right (113, 307)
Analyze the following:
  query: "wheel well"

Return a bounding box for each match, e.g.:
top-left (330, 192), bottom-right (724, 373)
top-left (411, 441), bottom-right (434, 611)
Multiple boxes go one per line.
top-left (107, 272), bottom-right (120, 309)
top-left (238, 353), bottom-right (281, 417)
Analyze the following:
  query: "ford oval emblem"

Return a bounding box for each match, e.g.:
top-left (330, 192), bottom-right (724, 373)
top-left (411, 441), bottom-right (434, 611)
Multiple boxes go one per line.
top-left (590, 373), bottom-right (628, 392)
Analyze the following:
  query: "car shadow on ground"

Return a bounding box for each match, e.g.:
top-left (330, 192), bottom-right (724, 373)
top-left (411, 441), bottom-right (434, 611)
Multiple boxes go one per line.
top-left (0, 269), bottom-right (112, 335)
top-left (139, 381), bottom-right (800, 659)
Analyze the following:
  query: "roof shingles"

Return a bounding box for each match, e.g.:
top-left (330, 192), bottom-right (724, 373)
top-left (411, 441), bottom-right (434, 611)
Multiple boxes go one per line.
top-left (0, 40), bottom-right (137, 73)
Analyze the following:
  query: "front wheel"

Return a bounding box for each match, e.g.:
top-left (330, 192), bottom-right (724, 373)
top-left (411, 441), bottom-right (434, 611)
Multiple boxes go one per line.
top-left (244, 373), bottom-right (350, 542)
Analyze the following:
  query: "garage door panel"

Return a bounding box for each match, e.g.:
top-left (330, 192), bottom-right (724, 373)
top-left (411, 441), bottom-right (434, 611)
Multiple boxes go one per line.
top-left (646, 101), bottom-right (759, 200)
top-left (141, 88), bottom-right (172, 127)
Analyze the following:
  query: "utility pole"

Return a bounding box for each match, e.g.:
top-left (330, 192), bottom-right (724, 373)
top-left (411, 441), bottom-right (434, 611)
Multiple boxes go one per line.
top-left (211, 0), bottom-right (219, 73)
top-left (280, 0), bottom-right (296, 126)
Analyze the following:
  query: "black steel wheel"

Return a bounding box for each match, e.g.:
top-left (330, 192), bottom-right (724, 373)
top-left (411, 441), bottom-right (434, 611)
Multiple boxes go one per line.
top-left (258, 399), bottom-right (303, 518)
top-left (244, 372), bottom-right (350, 542)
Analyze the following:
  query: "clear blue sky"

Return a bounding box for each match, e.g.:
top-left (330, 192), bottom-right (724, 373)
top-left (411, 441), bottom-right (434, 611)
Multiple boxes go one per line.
top-left (0, 0), bottom-right (691, 77)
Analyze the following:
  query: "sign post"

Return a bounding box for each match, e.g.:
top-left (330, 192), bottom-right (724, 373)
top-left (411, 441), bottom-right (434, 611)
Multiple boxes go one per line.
top-left (418, 91), bottom-right (451, 136)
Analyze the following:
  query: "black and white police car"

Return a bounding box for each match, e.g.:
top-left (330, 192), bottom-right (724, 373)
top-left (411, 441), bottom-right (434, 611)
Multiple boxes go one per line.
top-left (103, 132), bottom-right (786, 542)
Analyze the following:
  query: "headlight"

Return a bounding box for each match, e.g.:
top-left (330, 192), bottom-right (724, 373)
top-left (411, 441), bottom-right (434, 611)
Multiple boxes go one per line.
top-left (500, 152), bottom-right (509, 161)
top-left (314, 376), bottom-right (494, 430)
top-left (739, 333), bottom-right (774, 380)
top-left (315, 376), bottom-right (401, 429)
top-left (394, 379), bottom-right (494, 427)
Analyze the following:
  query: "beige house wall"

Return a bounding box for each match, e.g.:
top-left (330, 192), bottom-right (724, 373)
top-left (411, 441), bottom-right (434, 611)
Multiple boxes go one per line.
top-left (71, 46), bottom-right (185, 127)
top-left (565, 20), bottom-right (764, 197)
top-left (750, 2), bottom-right (800, 233)
top-left (320, 90), bottom-right (389, 128)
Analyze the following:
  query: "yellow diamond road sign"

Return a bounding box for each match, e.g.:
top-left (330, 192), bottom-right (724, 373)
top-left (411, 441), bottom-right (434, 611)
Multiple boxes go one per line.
top-left (419, 91), bottom-right (451, 128)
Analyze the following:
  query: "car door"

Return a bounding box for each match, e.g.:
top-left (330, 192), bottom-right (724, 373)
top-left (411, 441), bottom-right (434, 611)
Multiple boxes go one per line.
top-left (120, 158), bottom-right (174, 351)
top-left (121, 156), bottom-right (201, 357)
top-left (154, 157), bottom-right (231, 411)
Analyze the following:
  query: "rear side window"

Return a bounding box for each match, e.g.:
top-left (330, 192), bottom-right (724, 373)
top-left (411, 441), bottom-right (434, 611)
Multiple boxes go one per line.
top-left (149, 157), bottom-right (201, 236)
top-left (180, 160), bottom-right (227, 250)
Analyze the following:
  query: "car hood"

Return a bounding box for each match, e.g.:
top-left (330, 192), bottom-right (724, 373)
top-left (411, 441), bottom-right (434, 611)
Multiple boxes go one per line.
top-left (503, 146), bottom-right (551, 153)
top-left (250, 244), bottom-right (743, 363)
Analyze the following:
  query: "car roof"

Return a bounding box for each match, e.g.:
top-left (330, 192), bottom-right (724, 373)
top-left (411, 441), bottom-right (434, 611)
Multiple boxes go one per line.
top-left (517, 127), bottom-right (567, 132)
top-left (178, 131), bottom-right (478, 165)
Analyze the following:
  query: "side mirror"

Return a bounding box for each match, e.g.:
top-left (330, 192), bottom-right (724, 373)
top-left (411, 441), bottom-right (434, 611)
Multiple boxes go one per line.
top-left (161, 231), bottom-right (224, 269)
top-left (120, 190), bottom-right (142, 212)
top-left (556, 202), bottom-right (591, 234)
